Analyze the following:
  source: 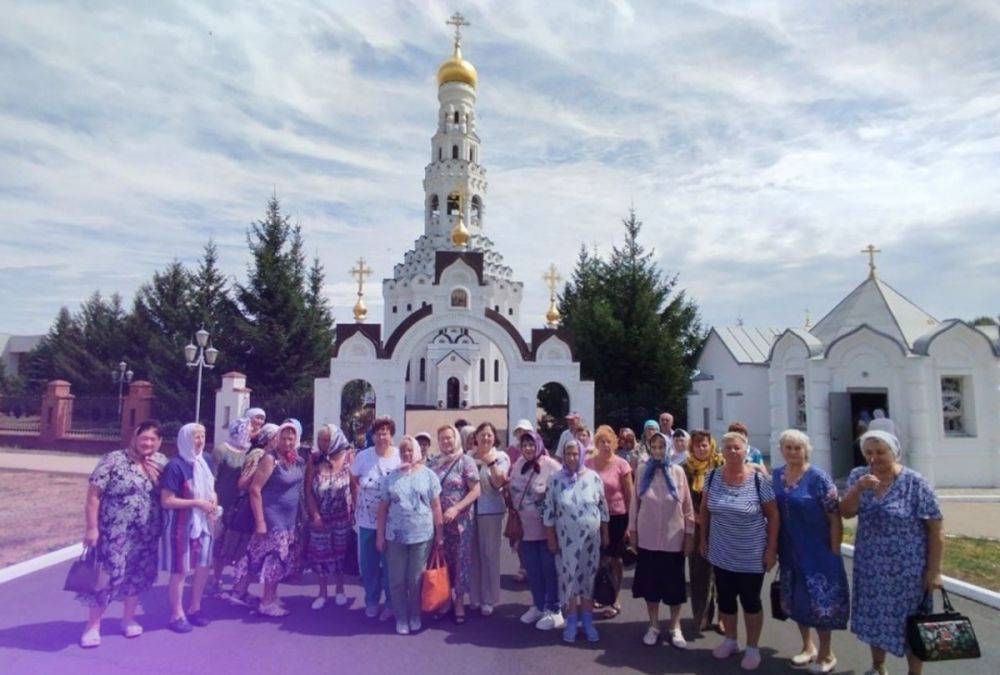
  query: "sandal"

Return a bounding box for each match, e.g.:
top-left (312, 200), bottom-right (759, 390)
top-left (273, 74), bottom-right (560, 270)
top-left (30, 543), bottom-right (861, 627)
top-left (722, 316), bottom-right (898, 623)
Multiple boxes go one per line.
top-left (257, 601), bottom-right (290, 618)
top-left (602, 606), bottom-right (620, 619)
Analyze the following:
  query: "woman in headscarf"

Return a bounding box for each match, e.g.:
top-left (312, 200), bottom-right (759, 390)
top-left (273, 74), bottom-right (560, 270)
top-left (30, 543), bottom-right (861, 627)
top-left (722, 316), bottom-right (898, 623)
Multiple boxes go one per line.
top-left (841, 430), bottom-right (943, 675)
top-left (78, 420), bottom-right (167, 648)
top-left (376, 435), bottom-right (444, 635)
top-left (233, 421), bottom-right (306, 617)
top-left (585, 424), bottom-right (633, 619)
top-left (682, 429), bottom-right (724, 634)
top-left (239, 422), bottom-right (279, 491)
top-left (304, 423), bottom-right (354, 609)
top-left (573, 424), bottom-right (595, 459)
top-left (630, 420), bottom-right (660, 471)
top-left (544, 439), bottom-right (610, 644)
top-left (160, 423), bottom-right (218, 633)
top-left (246, 407), bottom-right (267, 447)
top-left (428, 424), bottom-right (480, 623)
top-left (629, 432), bottom-right (695, 648)
top-left (509, 430), bottom-right (563, 631)
top-left (470, 421), bottom-right (510, 617)
top-left (210, 416), bottom-right (253, 595)
top-left (670, 428), bottom-right (691, 465)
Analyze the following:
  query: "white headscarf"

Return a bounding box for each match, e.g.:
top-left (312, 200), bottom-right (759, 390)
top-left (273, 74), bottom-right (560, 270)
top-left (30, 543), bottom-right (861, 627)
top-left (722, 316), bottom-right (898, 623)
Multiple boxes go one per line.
top-left (867, 409), bottom-right (897, 436)
top-left (177, 423), bottom-right (215, 538)
top-left (859, 429), bottom-right (902, 459)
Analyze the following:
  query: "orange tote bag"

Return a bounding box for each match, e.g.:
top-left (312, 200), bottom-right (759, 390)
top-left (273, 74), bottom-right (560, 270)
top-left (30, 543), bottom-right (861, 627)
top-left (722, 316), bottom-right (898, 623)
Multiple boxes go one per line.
top-left (421, 545), bottom-right (451, 613)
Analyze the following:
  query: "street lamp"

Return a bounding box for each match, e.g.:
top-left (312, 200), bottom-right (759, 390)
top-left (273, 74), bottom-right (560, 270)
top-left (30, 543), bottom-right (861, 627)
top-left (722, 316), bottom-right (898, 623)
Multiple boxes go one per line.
top-left (111, 360), bottom-right (134, 418)
top-left (184, 327), bottom-right (219, 423)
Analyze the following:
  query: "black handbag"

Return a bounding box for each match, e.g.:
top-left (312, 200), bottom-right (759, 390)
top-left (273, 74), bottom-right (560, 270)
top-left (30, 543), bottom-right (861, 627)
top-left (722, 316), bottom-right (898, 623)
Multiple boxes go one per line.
top-left (593, 559), bottom-right (619, 607)
top-left (907, 588), bottom-right (981, 662)
top-left (63, 547), bottom-right (103, 594)
top-left (770, 575), bottom-right (788, 621)
top-left (225, 492), bottom-right (256, 534)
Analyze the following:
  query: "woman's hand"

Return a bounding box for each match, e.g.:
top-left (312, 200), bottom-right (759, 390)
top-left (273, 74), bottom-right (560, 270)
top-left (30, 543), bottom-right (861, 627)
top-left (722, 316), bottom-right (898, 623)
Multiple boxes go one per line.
top-left (924, 568), bottom-right (943, 592)
top-left (443, 506), bottom-right (459, 524)
top-left (196, 499), bottom-right (216, 515)
top-left (764, 547), bottom-right (778, 572)
top-left (83, 527), bottom-right (99, 547)
top-left (435, 532), bottom-right (444, 548)
top-left (683, 534), bottom-right (694, 557)
top-left (254, 521), bottom-right (267, 536)
top-left (856, 474), bottom-right (880, 492)
top-left (547, 533), bottom-right (559, 555)
top-left (699, 537), bottom-right (708, 558)
top-left (376, 535), bottom-right (386, 553)
top-left (628, 530), bottom-right (637, 550)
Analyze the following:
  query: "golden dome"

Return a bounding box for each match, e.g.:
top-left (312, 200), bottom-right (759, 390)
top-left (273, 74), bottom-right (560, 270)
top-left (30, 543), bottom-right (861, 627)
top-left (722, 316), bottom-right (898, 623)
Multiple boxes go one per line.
top-left (437, 44), bottom-right (477, 88)
top-left (451, 213), bottom-right (470, 247)
top-left (546, 301), bottom-right (562, 327)
top-left (353, 296), bottom-right (368, 323)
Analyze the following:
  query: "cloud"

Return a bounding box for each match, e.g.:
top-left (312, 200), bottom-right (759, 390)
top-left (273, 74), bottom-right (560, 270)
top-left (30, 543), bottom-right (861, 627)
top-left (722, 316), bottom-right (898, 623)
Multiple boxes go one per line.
top-left (0, 0), bottom-right (997, 341)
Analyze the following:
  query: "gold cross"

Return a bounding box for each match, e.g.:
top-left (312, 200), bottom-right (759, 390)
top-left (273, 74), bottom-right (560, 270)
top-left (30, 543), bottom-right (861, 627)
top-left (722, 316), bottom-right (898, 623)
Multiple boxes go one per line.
top-left (861, 244), bottom-right (881, 279)
top-left (446, 12), bottom-right (470, 46)
top-left (350, 257), bottom-right (372, 295)
top-left (543, 263), bottom-right (562, 298)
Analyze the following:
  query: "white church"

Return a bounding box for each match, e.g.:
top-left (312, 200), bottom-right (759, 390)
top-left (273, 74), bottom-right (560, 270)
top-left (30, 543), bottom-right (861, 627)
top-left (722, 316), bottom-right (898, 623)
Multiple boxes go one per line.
top-left (688, 251), bottom-right (1000, 488)
top-left (312, 15), bottom-right (594, 442)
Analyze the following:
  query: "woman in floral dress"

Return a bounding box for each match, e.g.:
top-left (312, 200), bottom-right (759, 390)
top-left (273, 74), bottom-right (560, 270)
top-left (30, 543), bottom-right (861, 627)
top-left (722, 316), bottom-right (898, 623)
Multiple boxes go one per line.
top-left (304, 423), bottom-right (354, 609)
top-left (78, 420), bottom-right (167, 648)
top-left (841, 430), bottom-right (943, 675)
top-left (544, 440), bottom-right (609, 644)
top-left (429, 424), bottom-right (481, 623)
top-left (773, 429), bottom-right (849, 674)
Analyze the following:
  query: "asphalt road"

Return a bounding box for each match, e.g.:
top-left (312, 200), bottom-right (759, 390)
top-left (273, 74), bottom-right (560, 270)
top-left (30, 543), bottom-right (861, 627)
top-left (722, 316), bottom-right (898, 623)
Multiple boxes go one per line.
top-left (1, 545), bottom-right (996, 675)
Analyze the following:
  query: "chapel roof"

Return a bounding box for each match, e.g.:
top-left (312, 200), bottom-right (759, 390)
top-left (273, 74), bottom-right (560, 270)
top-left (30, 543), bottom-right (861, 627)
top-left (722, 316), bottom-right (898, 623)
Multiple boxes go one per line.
top-left (712, 326), bottom-right (782, 364)
top-left (809, 276), bottom-right (939, 350)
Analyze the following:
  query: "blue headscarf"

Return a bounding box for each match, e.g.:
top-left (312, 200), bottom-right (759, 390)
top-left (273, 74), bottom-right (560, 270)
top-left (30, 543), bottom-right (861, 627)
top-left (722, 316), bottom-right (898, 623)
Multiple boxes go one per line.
top-left (638, 432), bottom-right (678, 499)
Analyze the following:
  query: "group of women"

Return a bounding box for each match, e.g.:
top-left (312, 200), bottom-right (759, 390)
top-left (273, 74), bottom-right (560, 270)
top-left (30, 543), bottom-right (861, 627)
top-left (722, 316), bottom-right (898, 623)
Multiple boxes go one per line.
top-left (79, 410), bottom-right (946, 675)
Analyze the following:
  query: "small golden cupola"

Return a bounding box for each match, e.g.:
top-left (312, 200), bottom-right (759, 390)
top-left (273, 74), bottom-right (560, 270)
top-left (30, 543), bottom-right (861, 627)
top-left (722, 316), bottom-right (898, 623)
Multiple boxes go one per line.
top-left (437, 12), bottom-right (477, 88)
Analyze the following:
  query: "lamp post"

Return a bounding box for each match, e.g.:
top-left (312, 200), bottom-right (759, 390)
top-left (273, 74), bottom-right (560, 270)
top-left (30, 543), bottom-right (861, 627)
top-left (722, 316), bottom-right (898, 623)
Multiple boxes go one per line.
top-left (111, 360), bottom-right (134, 418)
top-left (184, 327), bottom-right (219, 423)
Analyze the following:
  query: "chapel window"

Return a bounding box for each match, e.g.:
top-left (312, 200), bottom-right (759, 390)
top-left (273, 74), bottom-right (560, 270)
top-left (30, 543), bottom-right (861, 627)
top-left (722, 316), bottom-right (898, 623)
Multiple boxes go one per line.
top-left (471, 195), bottom-right (482, 220)
top-left (787, 375), bottom-right (807, 430)
top-left (419, 358), bottom-right (426, 382)
top-left (941, 376), bottom-right (969, 436)
top-left (429, 194), bottom-right (439, 219)
top-left (454, 110), bottom-right (460, 124)
top-left (493, 359), bottom-right (500, 382)
top-left (450, 288), bottom-right (469, 308)
top-left (479, 358), bottom-right (485, 382)
top-left (715, 388), bottom-right (723, 421)
top-left (447, 193), bottom-right (460, 215)
top-left (452, 145), bottom-right (459, 159)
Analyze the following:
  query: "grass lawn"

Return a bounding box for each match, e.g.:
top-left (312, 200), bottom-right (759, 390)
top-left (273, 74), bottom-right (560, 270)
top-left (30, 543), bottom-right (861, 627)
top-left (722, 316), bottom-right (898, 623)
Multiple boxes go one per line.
top-left (843, 525), bottom-right (1000, 592)
top-left (0, 469), bottom-right (88, 568)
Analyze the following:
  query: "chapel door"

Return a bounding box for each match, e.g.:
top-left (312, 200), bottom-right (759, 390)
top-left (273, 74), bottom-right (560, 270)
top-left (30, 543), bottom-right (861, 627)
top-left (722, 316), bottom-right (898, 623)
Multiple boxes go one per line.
top-left (446, 377), bottom-right (460, 409)
top-left (829, 392), bottom-right (853, 480)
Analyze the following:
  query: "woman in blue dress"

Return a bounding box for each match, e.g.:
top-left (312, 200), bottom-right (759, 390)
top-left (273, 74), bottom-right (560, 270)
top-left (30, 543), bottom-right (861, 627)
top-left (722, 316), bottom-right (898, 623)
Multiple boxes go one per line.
top-left (841, 430), bottom-right (944, 675)
top-left (773, 429), bottom-right (849, 674)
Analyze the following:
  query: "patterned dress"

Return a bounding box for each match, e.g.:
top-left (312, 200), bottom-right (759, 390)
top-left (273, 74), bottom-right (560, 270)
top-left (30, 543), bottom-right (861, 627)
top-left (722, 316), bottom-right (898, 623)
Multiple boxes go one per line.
top-left (429, 453), bottom-right (479, 595)
top-left (78, 449), bottom-right (166, 608)
top-left (543, 468), bottom-right (610, 601)
top-left (234, 457), bottom-right (305, 585)
top-left (304, 455), bottom-right (354, 576)
top-left (774, 466), bottom-right (849, 629)
top-left (848, 466), bottom-right (942, 656)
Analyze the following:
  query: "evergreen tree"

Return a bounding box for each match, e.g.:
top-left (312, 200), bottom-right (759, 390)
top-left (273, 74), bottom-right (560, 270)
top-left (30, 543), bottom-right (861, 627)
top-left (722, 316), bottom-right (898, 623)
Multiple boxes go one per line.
top-left (559, 208), bottom-right (703, 429)
top-left (23, 307), bottom-right (94, 390)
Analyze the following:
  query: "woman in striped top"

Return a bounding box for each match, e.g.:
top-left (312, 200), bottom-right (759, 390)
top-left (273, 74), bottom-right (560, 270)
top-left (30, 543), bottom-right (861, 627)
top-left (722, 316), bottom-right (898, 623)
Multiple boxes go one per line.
top-left (699, 431), bottom-right (779, 671)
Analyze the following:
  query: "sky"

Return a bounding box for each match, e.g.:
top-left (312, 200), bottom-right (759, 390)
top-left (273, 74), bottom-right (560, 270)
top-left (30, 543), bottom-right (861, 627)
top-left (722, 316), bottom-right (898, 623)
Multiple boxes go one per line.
top-left (1, 0), bottom-right (998, 338)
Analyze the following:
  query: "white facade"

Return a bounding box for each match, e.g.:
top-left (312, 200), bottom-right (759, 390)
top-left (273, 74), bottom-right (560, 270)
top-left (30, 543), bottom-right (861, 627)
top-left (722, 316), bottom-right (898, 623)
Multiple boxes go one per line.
top-left (690, 274), bottom-right (1000, 487)
top-left (314, 33), bottom-right (594, 441)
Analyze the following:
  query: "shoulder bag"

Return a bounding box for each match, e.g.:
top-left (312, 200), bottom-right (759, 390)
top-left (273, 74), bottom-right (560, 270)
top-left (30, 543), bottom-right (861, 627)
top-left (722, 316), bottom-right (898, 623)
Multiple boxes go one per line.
top-left (907, 587), bottom-right (981, 661)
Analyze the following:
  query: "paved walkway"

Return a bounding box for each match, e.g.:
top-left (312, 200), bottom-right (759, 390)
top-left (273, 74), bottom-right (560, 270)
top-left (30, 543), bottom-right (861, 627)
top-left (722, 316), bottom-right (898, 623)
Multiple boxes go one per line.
top-left (0, 448), bottom-right (98, 475)
top-left (0, 546), bottom-right (997, 675)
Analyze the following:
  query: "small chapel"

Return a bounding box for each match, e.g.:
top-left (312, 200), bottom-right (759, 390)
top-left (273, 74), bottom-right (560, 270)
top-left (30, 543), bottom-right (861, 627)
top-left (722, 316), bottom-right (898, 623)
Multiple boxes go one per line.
top-left (688, 247), bottom-right (1000, 488)
top-left (312, 14), bottom-right (594, 444)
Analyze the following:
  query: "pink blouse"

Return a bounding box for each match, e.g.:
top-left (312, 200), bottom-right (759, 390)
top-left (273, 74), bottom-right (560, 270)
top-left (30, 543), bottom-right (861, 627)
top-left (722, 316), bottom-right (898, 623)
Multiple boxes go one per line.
top-left (585, 455), bottom-right (632, 516)
top-left (508, 455), bottom-right (561, 541)
top-left (627, 462), bottom-right (695, 552)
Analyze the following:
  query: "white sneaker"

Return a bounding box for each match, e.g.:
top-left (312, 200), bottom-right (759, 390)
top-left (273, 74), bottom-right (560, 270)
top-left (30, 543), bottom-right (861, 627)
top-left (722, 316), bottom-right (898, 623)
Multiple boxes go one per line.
top-left (121, 620), bottom-right (143, 638)
top-left (379, 607), bottom-right (393, 622)
top-left (809, 657), bottom-right (837, 674)
top-left (668, 629), bottom-right (687, 649)
top-left (741, 647), bottom-right (762, 671)
top-left (713, 639), bottom-right (740, 659)
top-left (535, 610), bottom-right (565, 630)
top-left (520, 606), bottom-right (545, 624)
top-left (334, 592), bottom-right (348, 606)
top-left (409, 617), bottom-right (422, 632)
top-left (395, 620), bottom-right (410, 635)
top-left (481, 604), bottom-right (494, 616)
top-left (643, 626), bottom-right (661, 646)
top-left (79, 627), bottom-right (101, 648)
top-left (311, 597), bottom-right (327, 610)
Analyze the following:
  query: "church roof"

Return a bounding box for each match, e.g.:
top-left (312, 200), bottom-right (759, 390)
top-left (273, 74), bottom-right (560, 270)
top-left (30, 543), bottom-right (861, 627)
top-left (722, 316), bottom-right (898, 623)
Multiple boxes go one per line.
top-left (712, 326), bottom-right (782, 364)
top-left (810, 276), bottom-right (939, 350)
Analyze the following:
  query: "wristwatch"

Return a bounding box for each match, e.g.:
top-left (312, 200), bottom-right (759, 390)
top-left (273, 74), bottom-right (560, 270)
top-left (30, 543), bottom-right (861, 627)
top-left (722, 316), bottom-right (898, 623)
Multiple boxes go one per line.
top-left (487, 459), bottom-right (498, 468)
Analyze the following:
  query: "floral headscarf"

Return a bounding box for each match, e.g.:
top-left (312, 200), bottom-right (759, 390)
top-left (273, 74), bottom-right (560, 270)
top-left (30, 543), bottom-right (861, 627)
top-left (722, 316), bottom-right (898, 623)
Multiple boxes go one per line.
top-left (227, 417), bottom-right (252, 451)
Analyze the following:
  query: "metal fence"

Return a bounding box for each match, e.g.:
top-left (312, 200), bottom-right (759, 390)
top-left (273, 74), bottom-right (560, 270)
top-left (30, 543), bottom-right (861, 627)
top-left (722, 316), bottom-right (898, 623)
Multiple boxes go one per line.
top-left (0, 394), bottom-right (42, 433)
top-left (67, 394), bottom-right (121, 439)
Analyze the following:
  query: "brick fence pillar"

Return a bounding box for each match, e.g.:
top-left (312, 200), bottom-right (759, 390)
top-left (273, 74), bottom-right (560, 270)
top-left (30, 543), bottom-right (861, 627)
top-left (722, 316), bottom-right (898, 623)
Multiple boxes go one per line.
top-left (40, 380), bottom-right (74, 443)
top-left (121, 380), bottom-right (155, 443)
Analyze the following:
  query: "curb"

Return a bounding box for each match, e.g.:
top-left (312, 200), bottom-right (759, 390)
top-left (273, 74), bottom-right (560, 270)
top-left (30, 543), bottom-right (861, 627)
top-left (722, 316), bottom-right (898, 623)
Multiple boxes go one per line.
top-left (841, 543), bottom-right (1000, 610)
top-left (0, 543), bottom-right (83, 585)
top-left (937, 495), bottom-right (1000, 503)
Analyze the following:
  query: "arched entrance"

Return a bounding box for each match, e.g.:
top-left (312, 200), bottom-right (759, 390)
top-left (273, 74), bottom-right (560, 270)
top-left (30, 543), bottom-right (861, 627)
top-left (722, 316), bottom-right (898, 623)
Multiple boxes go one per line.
top-left (340, 379), bottom-right (375, 448)
top-left (536, 381), bottom-right (570, 451)
top-left (446, 376), bottom-right (461, 409)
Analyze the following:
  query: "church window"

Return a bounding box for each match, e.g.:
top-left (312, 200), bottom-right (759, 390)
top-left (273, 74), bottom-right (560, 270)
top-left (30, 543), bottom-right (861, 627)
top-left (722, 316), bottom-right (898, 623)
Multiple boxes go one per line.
top-left (507, 307), bottom-right (514, 316)
top-left (941, 376), bottom-right (968, 436)
top-left (406, 362), bottom-right (410, 382)
top-left (787, 376), bottom-right (807, 430)
top-left (493, 359), bottom-right (500, 382)
top-left (447, 193), bottom-right (460, 215)
top-left (453, 110), bottom-right (460, 124)
top-left (469, 146), bottom-right (475, 162)
top-left (419, 358), bottom-right (426, 382)
top-left (471, 195), bottom-right (482, 220)
top-left (429, 194), bottom-right (439, 219)
top-left (452, 145), bottom-right (459, 159)
top-left (479, 358), bottom-right (485, 382)
top-left (392, 305), bottom-right (397, 314)
top-left (494, 305), bottom-right (499, 312)
top-left (715, 388), bottom-right (723, 421)
top-left (406, 303), bottom-right (412, 311)
top-left (450, 288), bottom-right (469, 308)
top-left (438, 147), bottom-right (442, 161)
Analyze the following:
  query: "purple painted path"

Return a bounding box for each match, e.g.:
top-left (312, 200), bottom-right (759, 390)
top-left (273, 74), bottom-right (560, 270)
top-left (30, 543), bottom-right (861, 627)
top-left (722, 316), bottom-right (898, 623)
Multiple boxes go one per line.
top-left (1, 546), bottom-right (997, 674)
